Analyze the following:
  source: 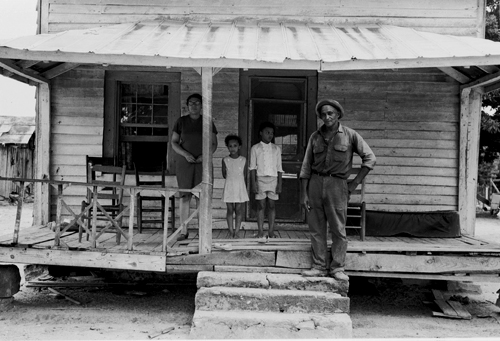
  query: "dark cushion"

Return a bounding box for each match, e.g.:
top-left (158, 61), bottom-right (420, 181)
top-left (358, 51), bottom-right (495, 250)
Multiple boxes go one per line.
top-left (365, 210), bottom-right (461, 238)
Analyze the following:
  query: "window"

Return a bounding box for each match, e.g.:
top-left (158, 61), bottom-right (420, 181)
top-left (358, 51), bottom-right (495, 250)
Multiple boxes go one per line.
top-left (104, 71), bottom-right (180, 172)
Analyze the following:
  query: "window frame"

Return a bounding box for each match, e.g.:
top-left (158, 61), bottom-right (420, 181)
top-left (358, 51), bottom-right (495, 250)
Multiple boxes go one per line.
top-left (104, 71), bottom-right (181, 173)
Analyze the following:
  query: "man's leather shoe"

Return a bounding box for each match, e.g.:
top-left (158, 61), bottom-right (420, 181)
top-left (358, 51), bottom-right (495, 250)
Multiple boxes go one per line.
top-left (301, 268), bottom-right (328, 277)
top-left (331, 271), bottom-right (349, 281)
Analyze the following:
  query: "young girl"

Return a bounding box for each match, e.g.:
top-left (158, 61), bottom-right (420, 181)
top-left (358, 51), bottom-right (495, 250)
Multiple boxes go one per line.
top-left (222, 134), bottom-right (249, 238)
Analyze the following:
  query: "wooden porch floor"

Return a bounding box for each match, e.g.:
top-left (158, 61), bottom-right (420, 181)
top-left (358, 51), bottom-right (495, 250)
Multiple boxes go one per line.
top-left (2, 225), bottom-right (500, 254)
top-left (1, 225), bottom-right (500, 281)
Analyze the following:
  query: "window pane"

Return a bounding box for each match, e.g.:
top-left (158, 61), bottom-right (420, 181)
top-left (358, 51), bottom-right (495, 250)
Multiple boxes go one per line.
top-left (254, 101), bottom-right (302, 161)
top-left (251, 79), bottom-right (305, 101)
top-left (153, 85), bottom-right (168, 104)
top-left (119, 82), bottom-right (170, 169)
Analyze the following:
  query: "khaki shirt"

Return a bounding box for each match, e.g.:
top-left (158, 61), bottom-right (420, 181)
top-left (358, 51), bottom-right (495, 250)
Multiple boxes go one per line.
top-left (299, 123), bottom-right (376, 180)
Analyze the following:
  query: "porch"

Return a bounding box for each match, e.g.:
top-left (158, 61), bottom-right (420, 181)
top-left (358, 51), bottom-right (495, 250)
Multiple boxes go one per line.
top-left (1, 175), bottom-right (500, 282)
top-left (2, 219), bottom-right (500, 283)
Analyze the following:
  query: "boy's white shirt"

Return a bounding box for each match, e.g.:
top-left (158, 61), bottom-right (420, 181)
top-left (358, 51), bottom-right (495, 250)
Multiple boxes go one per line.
top-left (248, 141), bottom-right (283, 177)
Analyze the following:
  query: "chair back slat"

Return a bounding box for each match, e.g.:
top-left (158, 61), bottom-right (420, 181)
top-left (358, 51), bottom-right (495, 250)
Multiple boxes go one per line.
top-left (134, 163), bottom-right (166, 188)
top-left (346, 166), bottom-right (367, 241)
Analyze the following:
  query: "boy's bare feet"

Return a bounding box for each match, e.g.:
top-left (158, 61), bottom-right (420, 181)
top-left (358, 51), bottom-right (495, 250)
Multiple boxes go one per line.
top-left (268, 231), bottom-right (277, 238)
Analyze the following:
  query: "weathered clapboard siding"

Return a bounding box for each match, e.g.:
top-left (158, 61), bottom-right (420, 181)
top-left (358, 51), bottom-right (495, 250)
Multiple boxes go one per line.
top-left (319, 68), bottom-right (460, 212)
top-left (43, 0), bottom-right (484, 37)
top-left (49, 67), bottom-right (105, 217)
top-left (48, 65), bottom-right (239, 221)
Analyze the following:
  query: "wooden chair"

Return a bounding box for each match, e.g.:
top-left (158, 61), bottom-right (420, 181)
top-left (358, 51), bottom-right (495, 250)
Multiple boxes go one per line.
top-left (346, 167), bottom-right (367, 241)
top-left (134, 162), bottom-right (175, 233)
top-left (80, 156), bottom-right (127, 244)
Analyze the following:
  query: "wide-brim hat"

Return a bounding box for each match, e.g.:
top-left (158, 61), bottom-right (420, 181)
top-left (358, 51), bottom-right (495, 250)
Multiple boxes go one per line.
top-left (315, 99), bottom-right (344, 119)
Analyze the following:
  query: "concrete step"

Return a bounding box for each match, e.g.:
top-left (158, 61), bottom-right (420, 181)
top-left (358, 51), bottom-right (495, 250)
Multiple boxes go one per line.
top-left (195, 286), bottom-right (349, 314)
top-left (197, 271), bottom-right (348, 296)
top-left (190, 310), bottom-right (352, 339)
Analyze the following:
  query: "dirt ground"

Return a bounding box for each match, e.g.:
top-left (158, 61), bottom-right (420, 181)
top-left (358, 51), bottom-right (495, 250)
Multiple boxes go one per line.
top-left (1, 200), bottom-right (500, 340)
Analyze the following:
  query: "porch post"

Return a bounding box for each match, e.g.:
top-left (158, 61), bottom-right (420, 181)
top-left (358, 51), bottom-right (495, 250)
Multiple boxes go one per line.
top-left (34, 83), bottom-right (51, 225)
top-left (459, 88), bottom-right (481, 236)
top-left (199, 67), bottom-right (213, 254)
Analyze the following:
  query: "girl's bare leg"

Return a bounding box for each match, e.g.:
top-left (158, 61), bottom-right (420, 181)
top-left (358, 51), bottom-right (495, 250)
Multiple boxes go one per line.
top-left (234, 203), bottom-right (244, 238)
top-left (226, 203), bottom-right (235, 238)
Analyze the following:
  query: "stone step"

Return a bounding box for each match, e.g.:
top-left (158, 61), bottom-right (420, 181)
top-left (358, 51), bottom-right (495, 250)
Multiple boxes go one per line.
top-left (197, 271), bottom-right (348, 296)
top-left (190, 309), bottom-right (352, 339)
top-left (195, 286), bottom-right (349, 314)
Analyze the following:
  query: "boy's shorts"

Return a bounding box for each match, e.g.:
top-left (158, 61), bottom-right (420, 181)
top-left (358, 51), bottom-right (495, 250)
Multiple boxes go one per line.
top-left (255, 176), bottom-right (279, 200)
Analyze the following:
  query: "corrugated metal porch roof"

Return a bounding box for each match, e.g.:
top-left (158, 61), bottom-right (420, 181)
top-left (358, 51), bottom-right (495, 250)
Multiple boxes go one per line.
top-left (2, 20), bottom-right (500, 71)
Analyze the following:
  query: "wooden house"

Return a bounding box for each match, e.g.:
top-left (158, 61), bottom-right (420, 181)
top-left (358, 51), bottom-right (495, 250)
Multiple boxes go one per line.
top-left (1, 0), bottom-right (500, 281)
top-left (0, 116), bottom-right (35, 198)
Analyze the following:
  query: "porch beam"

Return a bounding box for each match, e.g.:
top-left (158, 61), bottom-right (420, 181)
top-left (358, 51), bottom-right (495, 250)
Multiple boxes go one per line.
top-left (0, 58), bottom-right (48, 84)
top-left (483, 82), bottom-right (500, 94)
top-left (17, 60), bottom-right (40, 69)
top-left (34, 83), bottom-right (51, 225)
top-left (477, 65), bottom-right (500, 74)
top-left (461, 69), bottom-right (500, 90)
top-left (1, 71), bottom-right (31, 85)
top-left (438, 67), bottom-right (471, 83)
top-left (459, 88), bottom-right (481, 236)
top-left (199, 67), bottom-right (214, 254)
top-left (41, 62), bottom-right (80, 79)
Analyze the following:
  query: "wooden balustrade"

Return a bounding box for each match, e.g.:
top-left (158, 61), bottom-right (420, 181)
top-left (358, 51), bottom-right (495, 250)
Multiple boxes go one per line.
top-left (0, 176), bottom-right (203, 253)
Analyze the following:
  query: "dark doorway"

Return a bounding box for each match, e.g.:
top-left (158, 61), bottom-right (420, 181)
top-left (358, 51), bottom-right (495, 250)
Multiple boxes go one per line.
top-left (239, 70), bottom-right (317, 223)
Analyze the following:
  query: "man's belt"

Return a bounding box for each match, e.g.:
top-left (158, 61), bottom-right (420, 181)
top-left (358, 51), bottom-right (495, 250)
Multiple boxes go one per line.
top-left (311, 170), bottom-right (345, 179)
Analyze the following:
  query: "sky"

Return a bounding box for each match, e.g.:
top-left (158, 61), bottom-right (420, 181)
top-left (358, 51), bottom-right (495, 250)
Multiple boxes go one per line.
top-left (0, 0), bottom-right (38, 117)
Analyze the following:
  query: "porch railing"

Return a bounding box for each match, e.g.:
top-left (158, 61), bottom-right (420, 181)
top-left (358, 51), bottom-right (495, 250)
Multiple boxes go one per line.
top-left (0, 176), bottom-right (204, 253)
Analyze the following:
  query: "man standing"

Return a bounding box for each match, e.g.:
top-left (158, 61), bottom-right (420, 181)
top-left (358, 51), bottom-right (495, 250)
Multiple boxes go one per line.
top-left (300, 99), bottom-right (376, 281)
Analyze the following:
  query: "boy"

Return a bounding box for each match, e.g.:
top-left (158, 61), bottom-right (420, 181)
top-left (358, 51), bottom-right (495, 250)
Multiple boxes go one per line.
top-left (249, 121), bottom-right (283, 238)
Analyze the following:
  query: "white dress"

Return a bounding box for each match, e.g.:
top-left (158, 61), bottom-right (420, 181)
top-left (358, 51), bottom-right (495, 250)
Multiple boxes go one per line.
top-left (222, 156), bottom-right (250, 203)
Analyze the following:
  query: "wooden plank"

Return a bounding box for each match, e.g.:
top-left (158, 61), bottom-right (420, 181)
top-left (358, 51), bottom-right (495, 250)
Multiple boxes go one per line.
top-left (438, 67), bottom-right (471, 83)
top-left (447, 300), bottom-right (472, 319)
top-left (0, 59), bottom-right (48, 84)
top-left (345, 271), bottom-right (500, 283)
top-left (34, 83), bottom-right (51, 225)
top-left (12, 182), bottom-right (25, 244)
top-left (0, 226), bottom-right (56, 245)
top-left (276, 251), bottom-right (311, 269)
top-left (366, 184), bottom-right (457, 196)
top-left (166, 264), bottom-right (213, 273)
top-left (434, 299), bottom-right (459, 316)
top-left (432, 311), bottom-right (464, 319)
top-left (215, 265), bottom-right (303, 274)
top-left (199, 67), bottom-right (214, 255)
top-left (432, 289), bottom-right (446, 300)
top-left (0, 247), bottom-right (165, 271)
top-left (17, 60), bottom-right (40, 69)
top-left (346, 253), bottom-right (500, 274)
top-left (465, 90), bottom-right (482, 235)
top-left (19, 231), bottom-right (77, 247)
top-left (41, 63), bottom-right (80, 79)
top-left (166, 250), bottom-right (275, 266)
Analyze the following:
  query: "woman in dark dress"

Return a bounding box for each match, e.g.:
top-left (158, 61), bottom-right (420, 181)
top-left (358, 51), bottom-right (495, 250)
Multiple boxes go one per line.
top-left (171, 93), bottom-right (218, 240)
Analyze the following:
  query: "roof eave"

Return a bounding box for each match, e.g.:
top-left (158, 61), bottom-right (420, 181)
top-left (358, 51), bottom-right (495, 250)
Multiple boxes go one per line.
top-left (0, 47), bottom-right (321, 70)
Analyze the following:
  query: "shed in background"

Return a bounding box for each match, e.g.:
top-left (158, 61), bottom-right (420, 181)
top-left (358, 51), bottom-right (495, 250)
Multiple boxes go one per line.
top-left (0, 116), bottom-right (35, 199)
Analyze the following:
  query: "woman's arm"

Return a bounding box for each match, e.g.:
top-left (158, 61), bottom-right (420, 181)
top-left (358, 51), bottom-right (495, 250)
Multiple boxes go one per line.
top-left (212, 132), bottom-right (218, 154)
top-left (222, 158), bottom-right (227, 179)
top-left (171, 131), bottom-right (196, 163)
